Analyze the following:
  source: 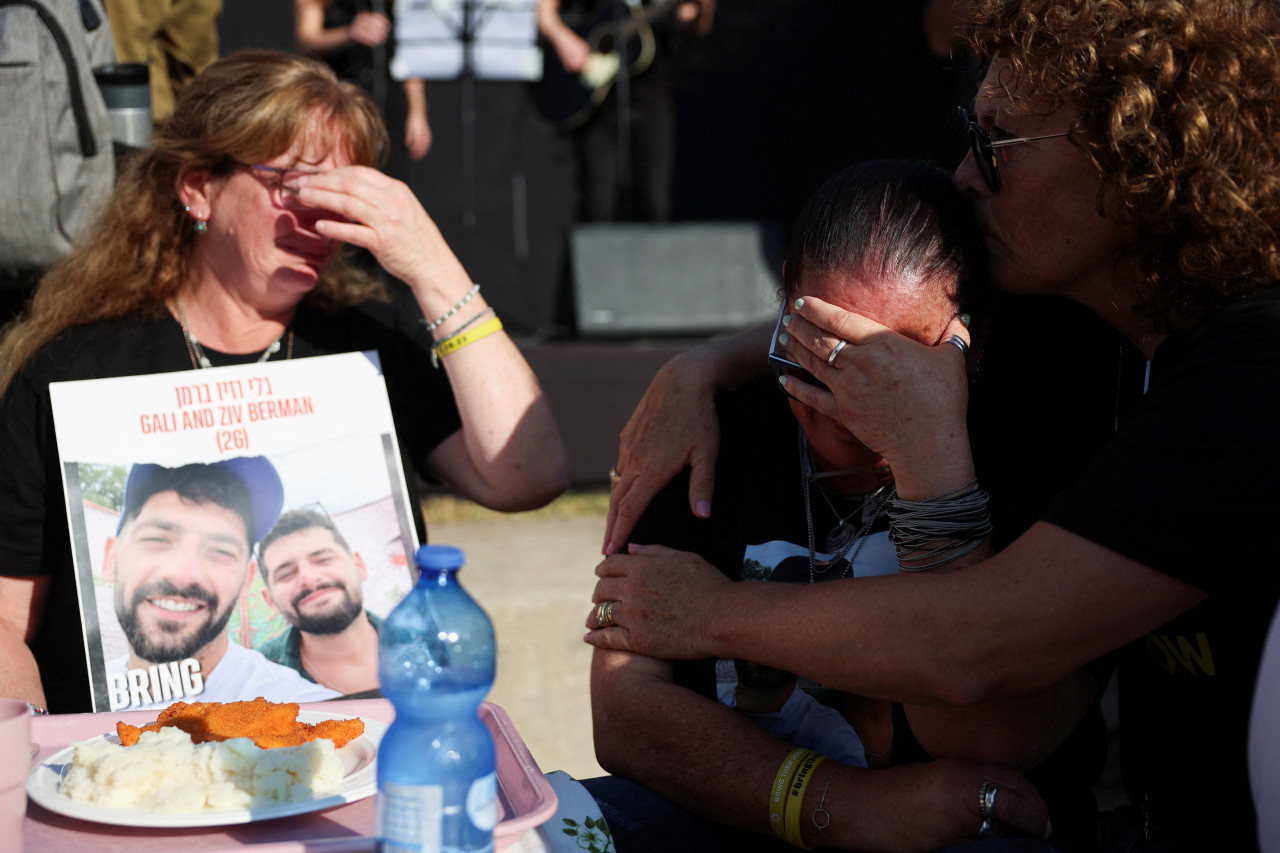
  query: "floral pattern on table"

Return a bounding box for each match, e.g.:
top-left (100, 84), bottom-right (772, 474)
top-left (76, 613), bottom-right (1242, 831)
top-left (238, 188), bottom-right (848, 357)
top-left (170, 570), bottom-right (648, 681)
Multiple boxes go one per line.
top-left (537, 770), bottom-right (614, 853)
top-left (561, 815), bottom-right (614, 852)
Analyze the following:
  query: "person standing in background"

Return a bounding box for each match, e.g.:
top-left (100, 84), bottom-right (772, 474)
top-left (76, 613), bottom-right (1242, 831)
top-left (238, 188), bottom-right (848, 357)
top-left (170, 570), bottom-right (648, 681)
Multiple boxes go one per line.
top-left (536, 0), bottom-right (714, 222)
top-left (295, 0), bottom-right (433, 161)
top-left (103, 0), bottom-right (221, 124)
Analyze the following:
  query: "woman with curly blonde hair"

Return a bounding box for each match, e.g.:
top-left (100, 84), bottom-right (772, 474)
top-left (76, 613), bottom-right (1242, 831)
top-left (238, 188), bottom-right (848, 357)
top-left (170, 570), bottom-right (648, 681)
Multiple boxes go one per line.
top-left (0, 50), bottom-right (567, 715)
top-left (585, 1), bottom-right (1280, 849)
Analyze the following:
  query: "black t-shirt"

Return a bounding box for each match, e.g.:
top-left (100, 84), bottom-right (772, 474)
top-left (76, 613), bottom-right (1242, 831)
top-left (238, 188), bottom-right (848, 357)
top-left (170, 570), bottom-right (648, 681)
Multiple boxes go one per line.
top-left (0, 286), bottom-right (461, 713)
top-left (1044, 286), bottom-right (1280, 851)
top-left (321, 0), bottom-right (378, 93)
top-left (630, 377), bottom-right (864, 584)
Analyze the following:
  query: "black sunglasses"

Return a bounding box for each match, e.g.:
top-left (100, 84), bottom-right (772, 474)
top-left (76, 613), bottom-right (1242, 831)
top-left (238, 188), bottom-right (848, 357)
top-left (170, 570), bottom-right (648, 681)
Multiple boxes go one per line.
top-left (957, 106), bottom-right (1076, 192)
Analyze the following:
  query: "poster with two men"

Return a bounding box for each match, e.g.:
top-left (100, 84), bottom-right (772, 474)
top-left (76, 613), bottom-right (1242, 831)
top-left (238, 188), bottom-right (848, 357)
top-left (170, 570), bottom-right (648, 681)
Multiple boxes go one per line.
top-left (49, 352), bottom-right (417, 713)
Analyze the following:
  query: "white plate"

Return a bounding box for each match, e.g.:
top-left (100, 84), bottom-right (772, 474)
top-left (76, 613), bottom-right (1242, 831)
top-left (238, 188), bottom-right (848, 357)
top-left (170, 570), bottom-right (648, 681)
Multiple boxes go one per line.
top-left (26, 710), bottom-right (387, 828)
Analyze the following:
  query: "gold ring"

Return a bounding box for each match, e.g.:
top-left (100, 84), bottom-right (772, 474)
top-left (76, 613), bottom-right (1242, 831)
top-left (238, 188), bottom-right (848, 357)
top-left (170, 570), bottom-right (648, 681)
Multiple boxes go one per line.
top-left (596, 600), bottom-right (617, 628)
top-left (608, 466), bottom-right (622, 484)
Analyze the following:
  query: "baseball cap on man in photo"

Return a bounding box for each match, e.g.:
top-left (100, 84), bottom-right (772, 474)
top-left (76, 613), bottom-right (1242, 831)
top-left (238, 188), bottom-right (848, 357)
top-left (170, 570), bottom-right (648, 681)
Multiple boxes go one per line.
top-left (115, 456), bottom-right (285, 545)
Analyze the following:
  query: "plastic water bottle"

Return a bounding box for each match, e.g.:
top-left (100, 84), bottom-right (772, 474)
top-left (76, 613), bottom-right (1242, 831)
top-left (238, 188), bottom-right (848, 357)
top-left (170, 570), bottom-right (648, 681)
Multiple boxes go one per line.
top-left (376, 544), bottom-right (498, 853)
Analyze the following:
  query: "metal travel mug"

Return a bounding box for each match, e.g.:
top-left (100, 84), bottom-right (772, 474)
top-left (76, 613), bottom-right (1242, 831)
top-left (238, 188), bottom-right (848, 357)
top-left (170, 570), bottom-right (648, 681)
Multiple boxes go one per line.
top-left (93, 63), bottom-right (152, 149)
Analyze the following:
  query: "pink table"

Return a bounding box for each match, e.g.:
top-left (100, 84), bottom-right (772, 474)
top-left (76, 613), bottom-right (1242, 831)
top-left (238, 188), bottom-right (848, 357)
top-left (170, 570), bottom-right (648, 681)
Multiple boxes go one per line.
top-left (22, 699), bottom-right (557, 852)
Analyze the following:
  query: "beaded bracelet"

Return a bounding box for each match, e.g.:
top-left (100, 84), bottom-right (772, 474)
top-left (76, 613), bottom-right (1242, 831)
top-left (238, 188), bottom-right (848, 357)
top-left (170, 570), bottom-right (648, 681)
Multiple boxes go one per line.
top-left (783, 752), bottom-right (826, 849)
top-left (424, 283), bottom-right (481, 331)
top-left (431, 316), bottom-right (504, 368)
top-left (769, 749), bottom-right (812, 842)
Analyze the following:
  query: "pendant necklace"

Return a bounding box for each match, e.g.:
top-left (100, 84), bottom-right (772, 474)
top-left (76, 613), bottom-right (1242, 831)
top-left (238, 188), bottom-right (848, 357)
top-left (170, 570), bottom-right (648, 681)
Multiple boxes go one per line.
top-left (814, 475), bottom-right (893, 552)
top-left (799, 431), bottom-right (894, 584)
top-left (175, 296), bottom-right (292, 370)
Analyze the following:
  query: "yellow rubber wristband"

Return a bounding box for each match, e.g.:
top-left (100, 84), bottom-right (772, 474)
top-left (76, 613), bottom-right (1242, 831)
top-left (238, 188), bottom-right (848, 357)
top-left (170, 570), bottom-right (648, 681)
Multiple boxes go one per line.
top-left (769, 749), bottom-right (813, 842)
top-left (432, 316), bottom-right (503, 361)
top-left (783, 753), bottom-right (827, 850)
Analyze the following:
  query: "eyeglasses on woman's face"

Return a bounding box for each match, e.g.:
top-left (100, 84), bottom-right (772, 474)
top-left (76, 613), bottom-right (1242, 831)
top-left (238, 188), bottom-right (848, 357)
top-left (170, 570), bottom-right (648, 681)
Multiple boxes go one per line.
top-left (243, 163), bottom-right (325, 197)
top-left (957, 106), bottom-right (1077, 192)
top-left (768, 302), bottom-right (829, 401)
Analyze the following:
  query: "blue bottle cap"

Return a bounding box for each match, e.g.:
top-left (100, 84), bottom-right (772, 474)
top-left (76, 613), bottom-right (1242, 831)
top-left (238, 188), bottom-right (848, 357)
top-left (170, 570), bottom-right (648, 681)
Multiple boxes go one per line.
top-left (415, 544), bottom-right (466, 570)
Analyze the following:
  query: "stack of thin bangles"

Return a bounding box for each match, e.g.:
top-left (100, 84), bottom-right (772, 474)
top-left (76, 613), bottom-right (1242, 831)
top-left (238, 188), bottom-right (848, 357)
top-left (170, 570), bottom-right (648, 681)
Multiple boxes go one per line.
top-left (888, 478), bottom-right (992, 571)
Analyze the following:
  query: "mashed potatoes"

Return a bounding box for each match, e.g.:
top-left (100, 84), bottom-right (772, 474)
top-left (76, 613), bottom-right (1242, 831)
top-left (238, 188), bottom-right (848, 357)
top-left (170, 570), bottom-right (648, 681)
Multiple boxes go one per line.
top-left (61, 727), bottom-right (345, 812)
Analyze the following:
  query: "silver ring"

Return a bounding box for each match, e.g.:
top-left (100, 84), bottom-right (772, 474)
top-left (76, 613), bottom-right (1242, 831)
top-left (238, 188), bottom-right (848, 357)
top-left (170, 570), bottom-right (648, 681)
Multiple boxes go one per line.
top-left (977, 818), bottom-right (993, 840)
top-left (979, 780), bottom-right (998, 820)
top-left (828, 340), bottom-right (848, 366)
top-left (596, 601), bottom-right (617, 629)
top-left (946, 334), bottom-right (969, 356)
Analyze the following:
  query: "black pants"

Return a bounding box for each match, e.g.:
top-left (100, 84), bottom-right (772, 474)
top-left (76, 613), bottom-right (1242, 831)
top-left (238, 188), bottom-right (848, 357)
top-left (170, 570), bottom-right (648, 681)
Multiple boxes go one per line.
top-left (575, 93), bottom-right (675, 223)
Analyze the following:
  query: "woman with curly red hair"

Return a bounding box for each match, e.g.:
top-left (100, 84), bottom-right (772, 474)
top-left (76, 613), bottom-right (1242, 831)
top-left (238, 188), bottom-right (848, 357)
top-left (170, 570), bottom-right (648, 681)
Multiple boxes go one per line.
top-left (588, 1), bottom-right (1280, 849)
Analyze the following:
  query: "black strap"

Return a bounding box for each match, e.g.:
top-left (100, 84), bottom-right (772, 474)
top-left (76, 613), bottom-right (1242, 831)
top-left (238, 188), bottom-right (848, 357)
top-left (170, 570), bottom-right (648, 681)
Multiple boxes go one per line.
top-left (0, 0), bottom-right (98, 158)
top-left (77, 0), bottom-right (100, 30)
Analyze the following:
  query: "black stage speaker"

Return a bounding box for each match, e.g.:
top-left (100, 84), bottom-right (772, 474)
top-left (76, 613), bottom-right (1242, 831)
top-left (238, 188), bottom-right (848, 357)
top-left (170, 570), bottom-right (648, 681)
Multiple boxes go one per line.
top-left (571, 222), bottom-right (784, 336)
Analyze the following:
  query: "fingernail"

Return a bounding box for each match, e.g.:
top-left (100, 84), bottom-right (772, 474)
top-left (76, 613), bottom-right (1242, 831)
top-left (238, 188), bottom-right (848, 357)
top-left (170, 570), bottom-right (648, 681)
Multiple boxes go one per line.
top-left (603, 541), bottom-right (616, 556)
top-left (778, 375), bottom-right (788, 386)
top-left (695, 500), bottom-right (711, 518)
top-left (782, 313), bottom-right (792, 326)
top-left (778, 332), bottom-right (790, 346)
top-left (793, 297), bottom-right (805, 310)
top-left (960, 312), bottom-right (971, 328)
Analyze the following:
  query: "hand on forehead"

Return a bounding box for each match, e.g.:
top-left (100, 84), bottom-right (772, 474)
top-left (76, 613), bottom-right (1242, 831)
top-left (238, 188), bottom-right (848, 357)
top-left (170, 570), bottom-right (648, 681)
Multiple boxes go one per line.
top-left (795, 270), bottom-right (957, 346)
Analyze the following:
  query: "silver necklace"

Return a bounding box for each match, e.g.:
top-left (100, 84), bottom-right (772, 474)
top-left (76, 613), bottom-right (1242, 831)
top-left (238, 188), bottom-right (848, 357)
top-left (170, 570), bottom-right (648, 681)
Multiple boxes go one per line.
top-left (813, 476), bottom-right (893, 552)
top-left (175, 296), bottom-right (291, 370)
top-left (799, 431), bottom-right (894, 584)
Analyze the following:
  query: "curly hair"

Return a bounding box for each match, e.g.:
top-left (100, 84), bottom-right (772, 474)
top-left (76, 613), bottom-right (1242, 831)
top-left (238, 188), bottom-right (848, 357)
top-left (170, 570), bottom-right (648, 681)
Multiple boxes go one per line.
top-left (969, 0), bottom-right (1280, 331)
top-left (0, 50), bottom-right (391, 396)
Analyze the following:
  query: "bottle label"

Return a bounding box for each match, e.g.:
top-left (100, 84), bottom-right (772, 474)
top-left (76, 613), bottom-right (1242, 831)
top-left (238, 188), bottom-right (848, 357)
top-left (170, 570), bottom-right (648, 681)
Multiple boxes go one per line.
top-left (466, 772), bottom-right (498, 832)
top-left (377, 781), bottom-right (443, 852)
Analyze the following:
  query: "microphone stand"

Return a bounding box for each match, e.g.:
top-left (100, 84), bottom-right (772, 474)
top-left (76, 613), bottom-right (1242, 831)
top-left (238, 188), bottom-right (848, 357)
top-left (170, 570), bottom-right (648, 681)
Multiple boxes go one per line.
top-left (369, 0), bottom-right (388, 114)
top-left (612, 1), bottom-right (633, 220)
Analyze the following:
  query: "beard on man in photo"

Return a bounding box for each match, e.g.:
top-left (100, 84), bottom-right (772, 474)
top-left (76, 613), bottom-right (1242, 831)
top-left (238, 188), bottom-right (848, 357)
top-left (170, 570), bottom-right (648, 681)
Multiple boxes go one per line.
top-left (114, 576), bottom-right (238, 662)
top-left (285, 578), bottom-right (365, 635)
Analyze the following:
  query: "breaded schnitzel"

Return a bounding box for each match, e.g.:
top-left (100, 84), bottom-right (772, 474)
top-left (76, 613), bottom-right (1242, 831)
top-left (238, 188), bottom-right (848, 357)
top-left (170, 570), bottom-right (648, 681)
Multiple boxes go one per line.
top-left (117, 697), bottom-right (364, 750)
